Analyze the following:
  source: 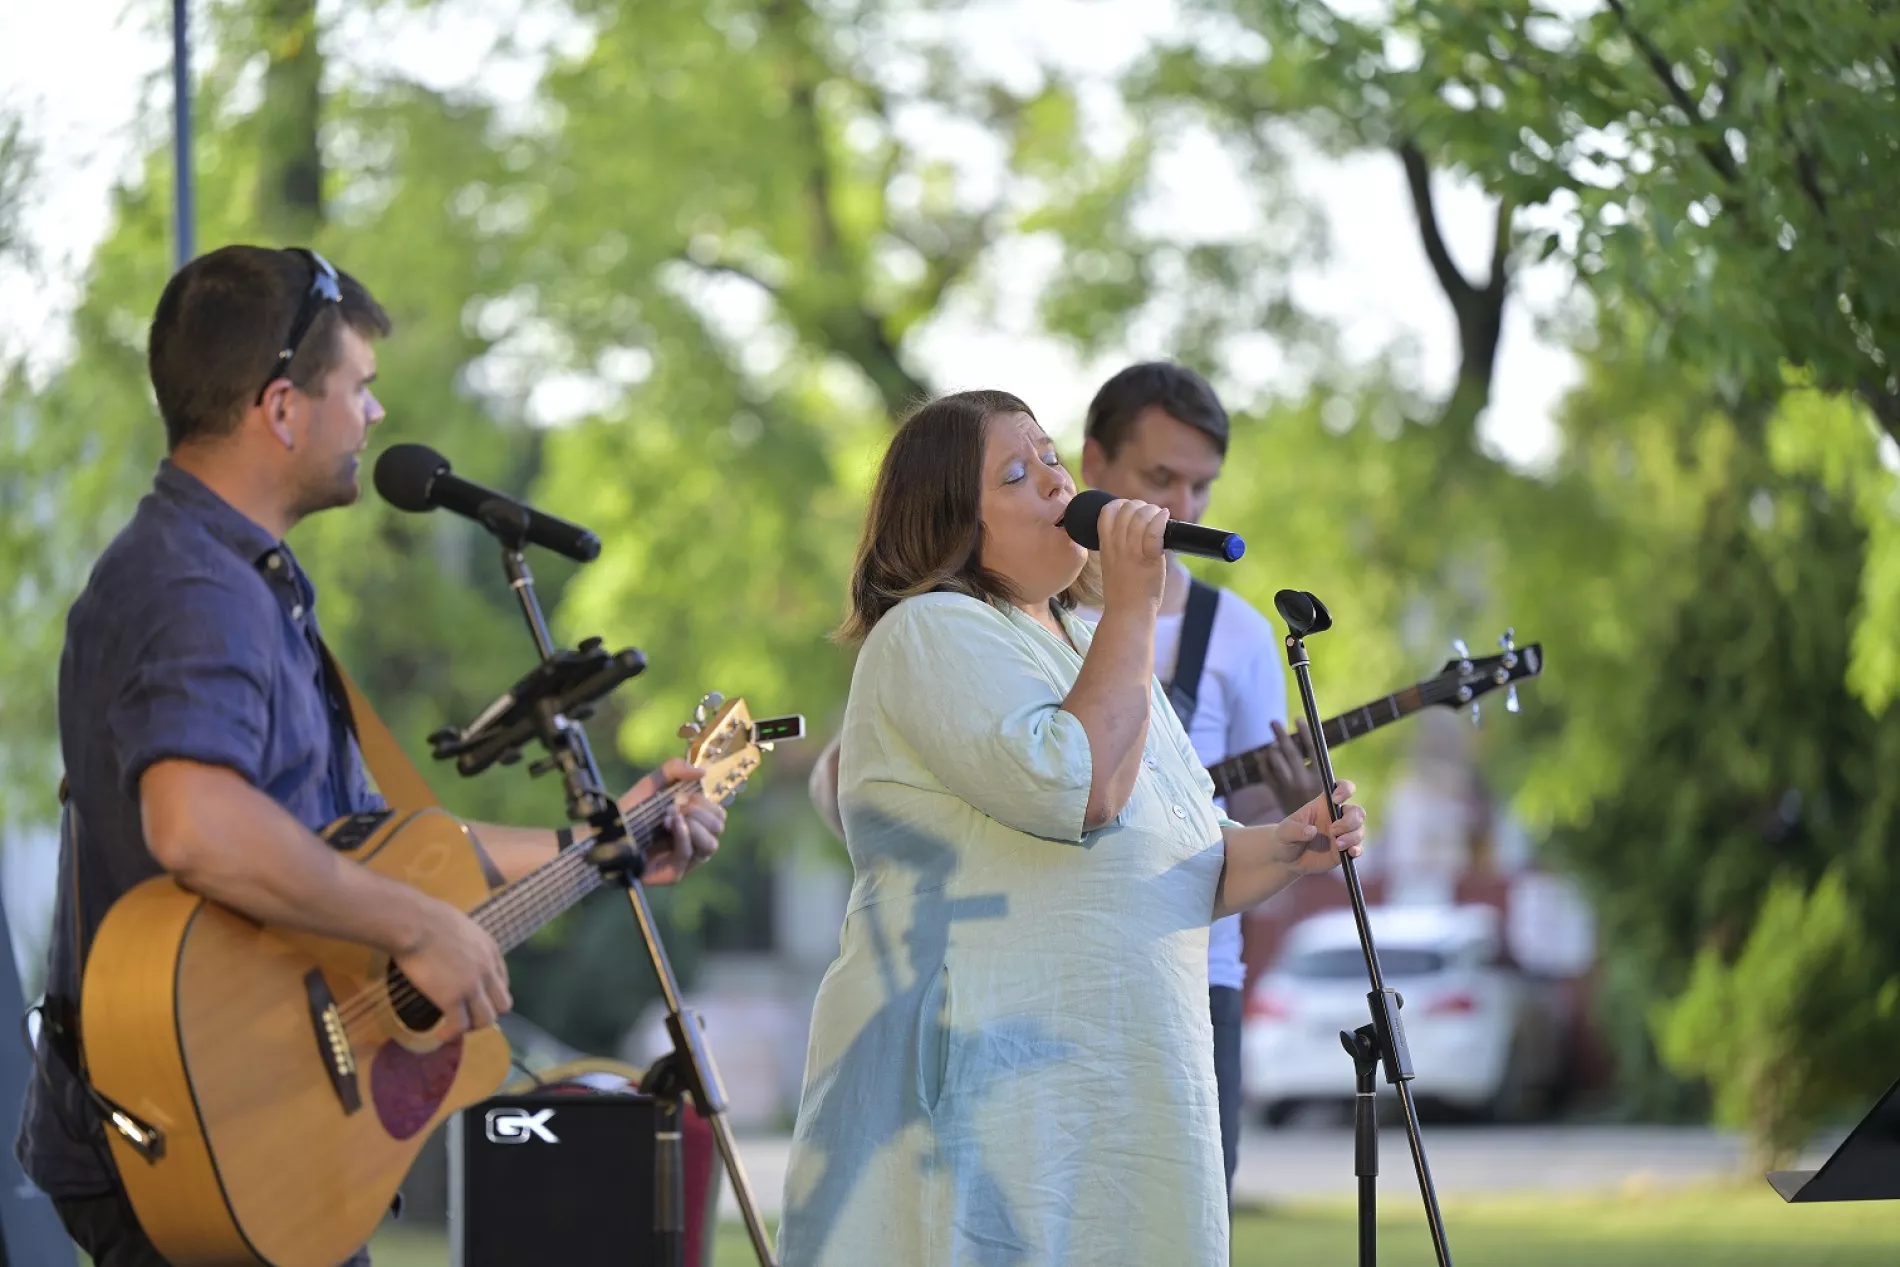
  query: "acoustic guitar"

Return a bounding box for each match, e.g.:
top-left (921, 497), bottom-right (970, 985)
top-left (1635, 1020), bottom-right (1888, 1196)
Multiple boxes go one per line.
top-left (78, 693), bottom-right (792, 1266)
top-left (1205, 632), bottom-right (1544, 799)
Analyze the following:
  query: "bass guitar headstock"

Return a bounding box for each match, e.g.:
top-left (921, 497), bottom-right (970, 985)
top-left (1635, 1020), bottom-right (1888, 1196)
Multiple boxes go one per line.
top-left (1433, 629), bottom-right (1544, 726)
top-left (677, 693), bottom-right (807, 802)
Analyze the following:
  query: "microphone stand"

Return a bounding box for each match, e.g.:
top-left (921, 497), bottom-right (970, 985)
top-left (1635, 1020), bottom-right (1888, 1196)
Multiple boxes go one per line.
top-left (449, 499), bottom-right (780, 1267)
top-left (1274, 589), bottom-right (1453, 1267)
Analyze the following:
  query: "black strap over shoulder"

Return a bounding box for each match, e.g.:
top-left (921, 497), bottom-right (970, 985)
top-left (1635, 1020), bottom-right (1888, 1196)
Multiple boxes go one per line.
top-left (1166, 578), bottom-right (1221, 728)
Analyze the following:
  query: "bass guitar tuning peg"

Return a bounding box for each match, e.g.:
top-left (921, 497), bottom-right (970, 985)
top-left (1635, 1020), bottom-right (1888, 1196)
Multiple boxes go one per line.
top-left (1470, 701), bottom-right (1482, 727)
top-left (1506, 684), bottom-right (1520, 714)
top-left (677, 722), bottom-right (700, 740)
top-left (1452, 638), bottom-right (1470, 660)
top-left (1498, 626), bottom-right (1518, 670)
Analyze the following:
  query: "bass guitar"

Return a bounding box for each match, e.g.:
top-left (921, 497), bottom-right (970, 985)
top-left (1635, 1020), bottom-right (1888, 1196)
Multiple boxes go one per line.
top-left (1206, 631), bottom-right (1543, 798)
top-left (78, 693), bottom-right (796, 1267)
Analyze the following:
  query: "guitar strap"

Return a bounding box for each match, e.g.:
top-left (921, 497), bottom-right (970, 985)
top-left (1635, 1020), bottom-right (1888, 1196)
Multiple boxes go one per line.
top-left (314, 637), bottom-right (505, 890)
top-left (1166, 578), bottom-right (1221, 729)
top-left (314, 636), bottom-right (440, 815)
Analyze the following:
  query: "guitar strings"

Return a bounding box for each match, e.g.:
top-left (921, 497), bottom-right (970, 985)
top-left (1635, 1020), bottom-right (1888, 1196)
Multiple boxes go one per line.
top-left (334, 789), bottom-right (680, 1029)
top-left (333, 807), bottom-right (666, 1042)
top-left (329, 788), bottom-right (688, 1037)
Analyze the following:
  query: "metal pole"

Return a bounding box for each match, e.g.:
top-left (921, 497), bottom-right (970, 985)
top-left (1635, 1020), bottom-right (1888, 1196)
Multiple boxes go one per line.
top-left (171, 0), bottom-right (195, 267)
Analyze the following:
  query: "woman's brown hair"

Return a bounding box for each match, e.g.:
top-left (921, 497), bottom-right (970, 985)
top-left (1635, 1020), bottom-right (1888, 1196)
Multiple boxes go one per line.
top-left (838, 390), bottom-right (1098, 644)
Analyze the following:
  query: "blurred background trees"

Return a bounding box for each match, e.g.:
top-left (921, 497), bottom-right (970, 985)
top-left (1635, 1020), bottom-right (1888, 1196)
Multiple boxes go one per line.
top-left (5, 0), bottom-right (1900, 1162)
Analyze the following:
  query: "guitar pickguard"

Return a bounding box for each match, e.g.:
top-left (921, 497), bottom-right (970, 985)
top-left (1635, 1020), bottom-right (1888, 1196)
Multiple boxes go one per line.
top-left (369, 1037), bottom-right (463, 1139)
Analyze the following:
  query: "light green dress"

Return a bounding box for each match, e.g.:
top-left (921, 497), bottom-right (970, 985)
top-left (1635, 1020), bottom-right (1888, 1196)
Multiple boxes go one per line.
top-left (780, 592), bottom-right (1235, 1267)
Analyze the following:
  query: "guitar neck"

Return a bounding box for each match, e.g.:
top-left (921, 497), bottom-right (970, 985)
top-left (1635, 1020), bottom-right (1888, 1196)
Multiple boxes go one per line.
top-left (465, 790), bottom-right (677, 954)
top-left (1206, 685), bottom-right (1429, 800)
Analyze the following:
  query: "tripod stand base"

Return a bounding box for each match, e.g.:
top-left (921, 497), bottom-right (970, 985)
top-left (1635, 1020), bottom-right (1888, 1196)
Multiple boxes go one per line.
top-left (1765, 1071), bottom-right (1900, 1202)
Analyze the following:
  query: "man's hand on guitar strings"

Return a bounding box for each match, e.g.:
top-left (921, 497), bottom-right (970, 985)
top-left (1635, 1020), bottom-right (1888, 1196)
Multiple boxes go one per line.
top-left (397, 900), bottom-right (512, 1042)
top-left (618, 756), bottom-right (727, 887)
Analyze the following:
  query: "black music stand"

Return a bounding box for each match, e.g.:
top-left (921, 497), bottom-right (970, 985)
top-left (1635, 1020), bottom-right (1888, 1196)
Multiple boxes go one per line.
top-left (1767, 1074), bottom-right (1900, 1202)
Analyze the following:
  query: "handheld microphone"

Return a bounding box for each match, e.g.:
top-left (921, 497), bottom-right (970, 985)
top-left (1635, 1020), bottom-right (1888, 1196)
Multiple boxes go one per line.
top-left (373, 443), bottom-right (601, 563)
top-left (1059, 489), bottom-right (1246, 563)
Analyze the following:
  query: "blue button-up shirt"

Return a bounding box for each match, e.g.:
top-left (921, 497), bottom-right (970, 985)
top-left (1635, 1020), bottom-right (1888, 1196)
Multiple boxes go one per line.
top-left (18, 458), bottom-right (383, 1198)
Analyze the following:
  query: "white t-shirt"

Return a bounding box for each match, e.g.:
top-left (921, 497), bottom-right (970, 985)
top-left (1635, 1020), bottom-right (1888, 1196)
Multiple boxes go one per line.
top-left (1079, 586), bottom-right (1290, 991)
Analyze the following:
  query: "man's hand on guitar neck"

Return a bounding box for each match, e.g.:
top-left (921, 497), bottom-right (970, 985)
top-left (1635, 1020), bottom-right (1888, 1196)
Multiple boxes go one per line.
top-left (467, 757), bottom-right (728, 888)
top-left (618, 757), bottom-right (727, 887)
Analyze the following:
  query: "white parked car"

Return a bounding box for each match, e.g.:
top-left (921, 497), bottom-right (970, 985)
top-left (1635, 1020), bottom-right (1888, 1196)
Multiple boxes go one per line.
top-left (1241, 904), bottom-right (1565, 1125)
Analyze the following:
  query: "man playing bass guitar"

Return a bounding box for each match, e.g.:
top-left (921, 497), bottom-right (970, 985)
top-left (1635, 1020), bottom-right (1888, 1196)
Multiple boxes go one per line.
top-left (16, 245), bottom-right (729, 1266)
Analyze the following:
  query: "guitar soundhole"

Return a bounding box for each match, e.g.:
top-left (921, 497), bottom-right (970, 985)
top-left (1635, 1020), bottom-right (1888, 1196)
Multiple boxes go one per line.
top-left (385, 965), bottom-right (442, 1033)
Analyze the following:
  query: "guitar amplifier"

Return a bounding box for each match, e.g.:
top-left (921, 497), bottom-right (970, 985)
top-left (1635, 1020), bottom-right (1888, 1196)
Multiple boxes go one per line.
top-left (448, 1089), bottom-right (682, 1265)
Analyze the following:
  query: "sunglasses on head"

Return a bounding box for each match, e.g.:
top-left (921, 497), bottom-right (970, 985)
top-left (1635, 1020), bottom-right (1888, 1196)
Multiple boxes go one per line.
top-left (255, 247), bottom-right (342, 406)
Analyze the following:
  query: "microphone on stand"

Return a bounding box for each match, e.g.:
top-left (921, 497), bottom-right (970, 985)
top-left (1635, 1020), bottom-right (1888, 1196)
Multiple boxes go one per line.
top-left (1059, 489), bottom-right (1246, 563)
top-left (373, 443), bottom-right (601, 563)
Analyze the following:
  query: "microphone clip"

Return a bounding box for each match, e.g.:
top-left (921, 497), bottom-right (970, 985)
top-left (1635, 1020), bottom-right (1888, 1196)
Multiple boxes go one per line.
top-left (428, 636), bottom-right (648, 780)
top-left (476, 497), bottom-right (532, 552)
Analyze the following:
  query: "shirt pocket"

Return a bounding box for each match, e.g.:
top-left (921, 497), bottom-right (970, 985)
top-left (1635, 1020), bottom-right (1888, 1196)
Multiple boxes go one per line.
top-left (915, 963), bottom-right (953, 1116)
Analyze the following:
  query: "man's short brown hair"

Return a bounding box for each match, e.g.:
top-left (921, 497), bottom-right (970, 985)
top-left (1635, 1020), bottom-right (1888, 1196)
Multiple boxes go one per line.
top-left (147, 245), bottom-right (391, 450)
top-left (1084, 361), bottom-right (1230, 459)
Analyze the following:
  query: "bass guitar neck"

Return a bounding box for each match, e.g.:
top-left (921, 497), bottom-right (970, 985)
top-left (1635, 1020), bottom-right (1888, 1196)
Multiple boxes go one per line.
top-left (1204, 636), bottom-right (1543, 800)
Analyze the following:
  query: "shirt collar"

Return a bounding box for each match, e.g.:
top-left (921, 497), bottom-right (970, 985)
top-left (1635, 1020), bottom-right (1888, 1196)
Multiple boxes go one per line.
top-left (152, 457), bottom-right (286, 572)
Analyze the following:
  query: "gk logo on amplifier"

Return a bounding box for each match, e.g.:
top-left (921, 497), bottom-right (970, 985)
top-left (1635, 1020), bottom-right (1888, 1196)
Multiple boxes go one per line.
top-left (484, 1107), bottom-right (559, 1144)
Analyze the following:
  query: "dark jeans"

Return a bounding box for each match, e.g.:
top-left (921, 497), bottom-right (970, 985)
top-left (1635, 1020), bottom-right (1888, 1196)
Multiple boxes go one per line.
top-left (54, 1186), bottom-right (371, 1267)
top-left (1210, 984), bottom-right (1243, 1202)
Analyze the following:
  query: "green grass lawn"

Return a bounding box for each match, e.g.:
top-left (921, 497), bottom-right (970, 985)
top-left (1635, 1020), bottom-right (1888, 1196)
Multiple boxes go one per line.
top-left (349, 1180), bottom-right (1900, 1265)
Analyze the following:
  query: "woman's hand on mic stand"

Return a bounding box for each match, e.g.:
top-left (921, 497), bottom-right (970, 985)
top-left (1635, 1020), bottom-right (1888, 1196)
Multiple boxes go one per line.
top-left (1215, 780), bottom-right (1369, 917)
top-left (1271, 779), bottom-right (1367, 876)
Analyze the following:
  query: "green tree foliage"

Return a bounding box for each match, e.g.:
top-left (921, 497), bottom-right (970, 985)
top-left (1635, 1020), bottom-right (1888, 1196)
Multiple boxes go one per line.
top-left (1150, 0), bottom-right (1900, 438)
top-left (1656, 868), bottom-right (1900, 1169)
top-left (526, 0), bottom-right (1114, 762)
top-left (1132, 0), bottom-right (1900, 712)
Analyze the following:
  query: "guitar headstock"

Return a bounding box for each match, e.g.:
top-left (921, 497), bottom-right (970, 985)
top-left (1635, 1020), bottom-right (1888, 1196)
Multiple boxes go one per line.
top-left (1433, 629), bottom-right (1544, 725)
top-left (676, 693), bottom-right (807, 801)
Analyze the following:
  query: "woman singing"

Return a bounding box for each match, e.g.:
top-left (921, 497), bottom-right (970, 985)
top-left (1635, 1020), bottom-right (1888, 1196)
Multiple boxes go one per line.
top-left (779, 390), bottom-right (1367, 1266)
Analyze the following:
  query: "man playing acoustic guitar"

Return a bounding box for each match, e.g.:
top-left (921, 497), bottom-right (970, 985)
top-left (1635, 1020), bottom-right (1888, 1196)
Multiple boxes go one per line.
top-left (16, 245), bottom-right (729, 1265)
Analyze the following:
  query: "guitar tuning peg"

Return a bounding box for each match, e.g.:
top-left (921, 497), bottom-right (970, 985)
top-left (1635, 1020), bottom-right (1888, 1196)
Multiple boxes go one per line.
top-left (1506, 685), bottom-right (1520, 714)
top-left (700, 691), bottom-right (725, 715)
top-left (678, 722), bottom-right (700, 740)
top-left (1499, 627), bottom-right (1515, 652)
top-left (1452, 638), bottom-right (1470, 660)
top-left (1470, 701), bottom-right (1482, 727)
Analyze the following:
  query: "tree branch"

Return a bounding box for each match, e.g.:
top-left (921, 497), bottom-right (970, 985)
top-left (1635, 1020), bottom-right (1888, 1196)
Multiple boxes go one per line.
top-left (1486, 195), bottom-right (1514, 299)
top-left (1764, 53), bottom-right (1832, 221)
top-left (1603, 0), bottom-right (1741, 187)
top-left (1398, 141), bottom-right (1513, 435)
top-left (677, 256), bottom-right (782, 299)
top-left (1398, 140), bottom-right (1474, 303)
top-left (1857, 381), bottom-right (1900, 451)
top-left (765, 0), bottom-right (930, 415)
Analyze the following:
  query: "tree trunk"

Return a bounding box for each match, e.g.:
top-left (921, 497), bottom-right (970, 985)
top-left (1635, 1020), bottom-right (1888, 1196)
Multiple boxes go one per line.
top-left (255, 0), bottom-right (323, 239)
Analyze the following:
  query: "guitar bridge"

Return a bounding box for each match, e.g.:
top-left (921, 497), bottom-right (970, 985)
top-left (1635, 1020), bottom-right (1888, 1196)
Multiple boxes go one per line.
top-left (304, 969), bottom-right (361, 1115)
